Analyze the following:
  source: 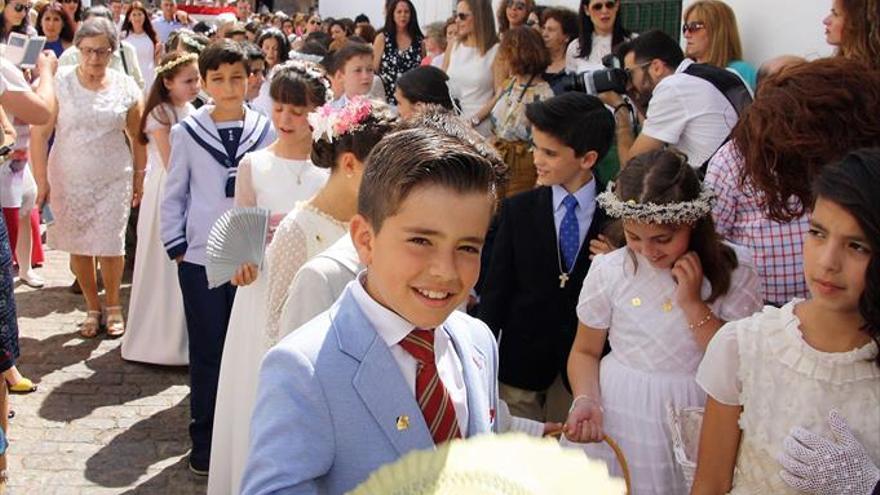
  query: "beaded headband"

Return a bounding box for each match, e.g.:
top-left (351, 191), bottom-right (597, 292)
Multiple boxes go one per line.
top-left (156, 53), bottom-right (198, 77)
top-left (268, 59), bottom-right (334, 104)
top-left (307, 96), bottom-right (374, 143)
top-left (597, 182), bottom-right (716, 224)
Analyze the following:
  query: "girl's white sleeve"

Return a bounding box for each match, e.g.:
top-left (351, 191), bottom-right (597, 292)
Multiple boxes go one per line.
top-left (575, 253), bottom-right (612, 330)
top-left (696, 322), bottom-right (743, 406)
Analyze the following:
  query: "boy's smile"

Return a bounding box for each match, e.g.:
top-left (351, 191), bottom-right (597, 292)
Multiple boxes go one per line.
top-left (352, 185), bottom-right (493, 330)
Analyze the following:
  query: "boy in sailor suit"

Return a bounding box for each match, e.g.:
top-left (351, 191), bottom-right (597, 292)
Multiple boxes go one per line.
top-left (160, 40), bottom-right (274, 475)
top-left (241, 125), bottom-right (507, 495)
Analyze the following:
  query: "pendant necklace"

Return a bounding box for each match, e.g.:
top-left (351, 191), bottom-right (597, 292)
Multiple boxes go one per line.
top-left (555, 241), bottom-right (583, 289)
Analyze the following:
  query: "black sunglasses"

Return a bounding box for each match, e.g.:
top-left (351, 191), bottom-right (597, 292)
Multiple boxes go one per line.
top-left (11, 2), bottom-right (28, 11)
top-left (456, 12), bottom-right (471, 20)
top-left (589, 1), bottom-right (616, 12)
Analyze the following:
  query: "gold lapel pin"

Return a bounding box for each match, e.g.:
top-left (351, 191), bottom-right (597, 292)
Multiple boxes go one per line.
top-left (396, 415), bottom-right (410, 431)
top-left (631, 297), bottom-right (642, 307)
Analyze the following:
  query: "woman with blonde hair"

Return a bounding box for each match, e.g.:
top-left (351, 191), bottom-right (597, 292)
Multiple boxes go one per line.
top-left (683, 0), bottom-right (756, 90)
top-left (443, 0), bottom-right (502, 136)
top-left (823, 0), bottom-right (880, 69)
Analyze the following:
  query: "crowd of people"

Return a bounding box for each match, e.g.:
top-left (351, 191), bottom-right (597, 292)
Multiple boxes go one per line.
top-left (0, 0), bottom-right (879, 493)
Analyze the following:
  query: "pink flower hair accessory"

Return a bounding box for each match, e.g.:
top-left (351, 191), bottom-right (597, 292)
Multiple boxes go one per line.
top-left (307, 96), bottom-right (375, 143)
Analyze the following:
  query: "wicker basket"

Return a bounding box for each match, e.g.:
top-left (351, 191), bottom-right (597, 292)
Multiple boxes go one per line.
top-left (549, 430), bottom-right (632, 495)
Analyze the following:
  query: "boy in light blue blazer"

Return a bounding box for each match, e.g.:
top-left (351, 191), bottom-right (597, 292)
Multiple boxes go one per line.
top-left (160, 40), bottom-right (273, 475)
top-left (241, 123), bottom-right (508, 495)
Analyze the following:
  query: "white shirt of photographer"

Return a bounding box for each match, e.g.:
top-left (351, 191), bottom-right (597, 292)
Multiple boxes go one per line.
top-left (641, 59), bottom-right (738, 168)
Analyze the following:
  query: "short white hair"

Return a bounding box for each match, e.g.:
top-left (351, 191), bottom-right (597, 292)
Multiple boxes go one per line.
top-left (74, 17), bottom-right (119, 51)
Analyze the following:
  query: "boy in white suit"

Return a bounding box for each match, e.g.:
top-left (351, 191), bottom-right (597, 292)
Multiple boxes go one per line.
top-left (241, 125), bottom-right (508, 494)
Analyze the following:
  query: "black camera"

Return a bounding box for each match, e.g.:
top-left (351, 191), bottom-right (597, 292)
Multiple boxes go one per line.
top-left (561, 54), bottom-right (629, 95)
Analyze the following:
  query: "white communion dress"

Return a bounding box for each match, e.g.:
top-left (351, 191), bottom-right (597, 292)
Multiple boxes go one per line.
top-left (123, 103), bottom-right (193, 365)
top-left (208, 150), bottom-right (338, 495)
top-left (563, 246), bottom-right (762, 494)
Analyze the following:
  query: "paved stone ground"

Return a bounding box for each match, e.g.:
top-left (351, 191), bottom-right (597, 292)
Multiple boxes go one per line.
top-left (7, 248), bottom-right (207, 494)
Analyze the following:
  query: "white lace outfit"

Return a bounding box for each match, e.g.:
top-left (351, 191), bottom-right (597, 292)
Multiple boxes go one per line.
top-left (696, 300), bottom-right (880, 494)
top-left (564, 246), bottom-right (762, 494)
top-left (47, 66), bottom-right (141, 256)
top-left (123, 103), bottom-right (192, 365)
top-left (208, 155), bottom-right (332, 495)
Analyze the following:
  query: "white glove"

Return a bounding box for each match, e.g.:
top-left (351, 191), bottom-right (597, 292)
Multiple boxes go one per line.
top-left (779, 409), bottom-right (880, 495)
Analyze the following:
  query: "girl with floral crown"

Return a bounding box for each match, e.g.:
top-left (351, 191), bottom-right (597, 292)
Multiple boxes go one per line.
top-left (209, 92), bottom-right (396, 494)
top-left (123, 51), bottom-right (201, 362)
top-left (562, 149), bottom-right (762, 494)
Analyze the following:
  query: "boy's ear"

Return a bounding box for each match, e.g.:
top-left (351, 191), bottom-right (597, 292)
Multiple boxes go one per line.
top-left (579, 150), bottom-right (599, 172)
top-left (349, 214), bottom-right (375, 267)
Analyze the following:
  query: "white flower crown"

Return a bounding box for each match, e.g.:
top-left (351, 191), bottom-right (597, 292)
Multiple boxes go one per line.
top-left (597, 182), bottom-right (716, 224)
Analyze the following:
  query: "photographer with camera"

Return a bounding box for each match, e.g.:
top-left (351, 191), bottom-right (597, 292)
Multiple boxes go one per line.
top-left (595, 29), bottom-right (748, 169)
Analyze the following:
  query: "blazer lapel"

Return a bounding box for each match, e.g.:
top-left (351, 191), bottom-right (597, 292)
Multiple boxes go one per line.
top-left (443, 322), bottom-right (491, 436)
top-left (235, 108), bottom-right (270, 161)
top-left (332, 288), bottom-right (434, 455)
top-left (535, 187), bottom-right (559, 264)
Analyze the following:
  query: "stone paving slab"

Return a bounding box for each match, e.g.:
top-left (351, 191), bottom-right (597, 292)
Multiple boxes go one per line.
top-left (8, 249), bottom-right (207, 494)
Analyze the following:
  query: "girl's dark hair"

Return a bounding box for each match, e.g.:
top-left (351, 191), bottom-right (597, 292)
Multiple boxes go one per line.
top-left (269, 62), bottom-right (331, 107)
top-left (617, 149), bottom-right (738, 302)
top-left (396, 66), bottom-right (457, 112)
top-left (812, 148), bottom-right (880, 367)
top-left (311, 100), bottom-right (397, 171)
top-left (576, 0), bottom-right (631, 59)
top-left (121, 2), bottom-right (159, 47)
top-left (256, 28), bottom-right (291, 65)
top-left (139, 52), bottom-right (198, 144)
top-left (36, 2), bottom-right (76, 43)
top-left (382, 0), bottom-right (423, 41)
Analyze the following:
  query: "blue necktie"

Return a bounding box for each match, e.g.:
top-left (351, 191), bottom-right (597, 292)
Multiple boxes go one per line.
top-left (560, 195), bottom-right (580, 272)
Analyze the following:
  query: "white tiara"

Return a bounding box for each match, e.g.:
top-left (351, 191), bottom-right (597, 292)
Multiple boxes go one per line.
top-left (597, 182), bottom-right (716, 224)
top-left (288, 50), bottom-right (324, 64)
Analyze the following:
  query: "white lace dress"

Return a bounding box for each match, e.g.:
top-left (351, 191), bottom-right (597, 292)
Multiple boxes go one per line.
top-left (564, 246), bottom-right (763, 495)
top-left (47, 66), bottom-right (141, 256)
top-left (696, 301), bottom-right (880, 494)
top-left (208, 151), bottom-right (332, 495)
top-left (122, 103), bottom-right (192, 365)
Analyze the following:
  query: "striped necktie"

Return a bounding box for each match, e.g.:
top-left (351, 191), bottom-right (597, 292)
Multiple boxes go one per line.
top-left (398, 329), bottom-right (462, 445)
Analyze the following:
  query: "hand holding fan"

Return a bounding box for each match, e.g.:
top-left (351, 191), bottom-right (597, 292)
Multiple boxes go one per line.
top-left (205, 207), bottom-right (270, 288)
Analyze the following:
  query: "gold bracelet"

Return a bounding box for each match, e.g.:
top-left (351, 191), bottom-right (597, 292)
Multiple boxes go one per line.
top-left (688, 309), bottom-right (715, 330)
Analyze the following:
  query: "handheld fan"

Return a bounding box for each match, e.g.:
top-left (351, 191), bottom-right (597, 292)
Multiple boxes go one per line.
top-left (205, 207), bottom-right (270, 288)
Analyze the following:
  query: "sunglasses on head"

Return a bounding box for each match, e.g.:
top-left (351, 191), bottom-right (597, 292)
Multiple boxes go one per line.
top-left (456, 12), bottom-right (471, 20)
top-left (682, 21), bottom-right (705, 34)
top-left (589, 1), bottom-right (616, 12)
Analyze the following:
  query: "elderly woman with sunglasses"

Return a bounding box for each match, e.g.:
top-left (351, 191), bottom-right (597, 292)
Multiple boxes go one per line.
top-left (566, 0), bottom-right (633, 74)
top-left (683, 0), bottom-right (756, 91)
top-left (30, 17), bottom-right (146, 339)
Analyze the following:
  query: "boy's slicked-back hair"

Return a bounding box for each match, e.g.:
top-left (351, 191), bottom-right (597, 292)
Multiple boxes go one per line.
top-left (359, 123), bottom-right (506, 232)
top-left (525, 92), bottom-right (614, 159)
top-left (330, 41), bottom-right (373, 74)
top-left (198, 39), bottom-right (249, 79)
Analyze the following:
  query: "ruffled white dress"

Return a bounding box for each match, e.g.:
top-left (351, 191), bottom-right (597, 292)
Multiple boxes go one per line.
top-left (123, 103), bottom-right (193, 365)
top-left (565, 246), bottom-right (762, 494)
top-left (696, 300), bottom-right (880, 494)
top-left (208, 152), bottom-right (335, 495)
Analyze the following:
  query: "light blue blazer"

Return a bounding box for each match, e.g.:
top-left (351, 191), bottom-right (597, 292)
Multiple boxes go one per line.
top-left (240, 284), bottom-right (500, 495)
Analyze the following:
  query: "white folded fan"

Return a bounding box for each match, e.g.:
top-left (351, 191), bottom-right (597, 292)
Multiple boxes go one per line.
top-left (205, 207), bottom-right (270, 289)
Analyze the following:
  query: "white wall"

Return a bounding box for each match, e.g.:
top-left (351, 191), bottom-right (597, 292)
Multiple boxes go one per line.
top-left (319, 0), bottom-right (456, 28)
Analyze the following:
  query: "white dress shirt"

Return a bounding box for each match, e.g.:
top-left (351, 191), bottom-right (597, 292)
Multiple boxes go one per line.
top-left (350, 272), bottom-right (470, 435)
